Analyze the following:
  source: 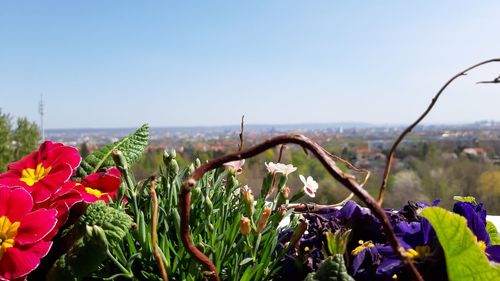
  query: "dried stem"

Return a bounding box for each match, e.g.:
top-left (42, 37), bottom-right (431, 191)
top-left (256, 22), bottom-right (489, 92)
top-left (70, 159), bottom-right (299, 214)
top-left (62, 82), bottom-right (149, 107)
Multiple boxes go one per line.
top-left (477, 74), bottom-right (500, 84)
top-left (238, 115), bottom-right (245, 151)
top-left (150, 177), bottom-right (168, 281)
top-left (180, 134), bottom-right (423, 281)
top-left (277, 144), bottom-right (286, 162)
top-left (377, 58), bottom-right (500, 205)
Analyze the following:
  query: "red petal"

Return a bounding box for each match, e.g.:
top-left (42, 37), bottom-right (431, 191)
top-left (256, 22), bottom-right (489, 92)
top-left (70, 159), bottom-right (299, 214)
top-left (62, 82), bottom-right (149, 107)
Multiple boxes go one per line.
top-left (16, 209), bottom-right (57, 245)
top-left (0, 187), bottom-right (33, 221)
top-left (31, 163), bottom-right (73, 203)
top-left (83, 168), bottom-right (121, 193)
top-left (45, 145), bottom-right (81, 170)
top-left (0, 241), bottom-right (52, 280)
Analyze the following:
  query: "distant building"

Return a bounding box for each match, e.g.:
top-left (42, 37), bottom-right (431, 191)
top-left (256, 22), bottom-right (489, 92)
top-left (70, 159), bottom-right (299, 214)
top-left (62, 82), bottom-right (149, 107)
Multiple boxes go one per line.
top-left (462, 147), bottom-right (488, 160)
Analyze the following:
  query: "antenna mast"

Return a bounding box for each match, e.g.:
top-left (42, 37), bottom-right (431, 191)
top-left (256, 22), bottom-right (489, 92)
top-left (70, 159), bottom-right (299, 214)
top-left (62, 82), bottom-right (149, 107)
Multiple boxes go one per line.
top-left (39, 94), bottom-right (45, 141)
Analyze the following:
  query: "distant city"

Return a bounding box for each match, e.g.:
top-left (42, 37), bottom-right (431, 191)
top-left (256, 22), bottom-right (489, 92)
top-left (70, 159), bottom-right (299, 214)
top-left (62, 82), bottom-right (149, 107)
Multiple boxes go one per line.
top-left (46, 120), bottom-right (500, 151)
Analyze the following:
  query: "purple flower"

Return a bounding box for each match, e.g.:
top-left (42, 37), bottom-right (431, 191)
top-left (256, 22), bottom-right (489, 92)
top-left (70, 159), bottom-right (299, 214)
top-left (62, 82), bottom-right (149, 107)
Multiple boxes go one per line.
top-left (453, 201), bottom-right (500, 262)
top-left (453, 202), bottom-right (489, 244)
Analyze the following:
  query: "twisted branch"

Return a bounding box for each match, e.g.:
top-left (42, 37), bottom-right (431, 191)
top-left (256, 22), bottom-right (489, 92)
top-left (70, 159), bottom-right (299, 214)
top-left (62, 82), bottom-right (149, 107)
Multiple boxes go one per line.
top-left (150, 177), bottom-right (168, 281)
top-left (180, 134), bottom-right (423, 281)
top-left (377, 58), bottom-right (500, 205)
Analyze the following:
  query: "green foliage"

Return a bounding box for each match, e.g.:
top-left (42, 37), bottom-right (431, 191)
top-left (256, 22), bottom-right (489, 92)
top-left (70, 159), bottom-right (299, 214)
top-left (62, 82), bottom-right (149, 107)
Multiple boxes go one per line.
top-left (92, 142), bottom-right (297, 280)
top-left (324, 229), bottom-right (351, 256)
top-left (79, 201), bottom-right (133, 247)
top-left (486, 221), bottom-right (500, 246)
top-left (77, 124), bottom-right (149, 177)
top-left (48, 225), bottom-right (110, 281)
top-left (420, 207), bottom-right (500, 281)
top-left (12, 117), bottom-right (40, 160)
top-left (453, 196), bottom-right (478, 205)
top-left (304, 255), bottom-right (354, 281)
top-left (0, 111), bottom-right (12, 171)
top-left (0, 111), bottom-right (40, 172)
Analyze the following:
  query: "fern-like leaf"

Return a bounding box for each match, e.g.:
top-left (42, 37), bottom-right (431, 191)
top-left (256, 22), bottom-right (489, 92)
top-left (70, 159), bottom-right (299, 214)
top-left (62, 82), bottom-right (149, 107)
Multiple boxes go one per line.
top-left (77, 124), bottom-right (149, 177)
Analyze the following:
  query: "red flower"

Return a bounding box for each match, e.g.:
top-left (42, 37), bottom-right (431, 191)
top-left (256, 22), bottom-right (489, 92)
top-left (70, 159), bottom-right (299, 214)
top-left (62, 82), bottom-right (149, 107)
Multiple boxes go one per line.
top-left (75, 167), bottom-right (121, 203)
top-left (34, 181), bottom-right (82, 240)
top-left (0, 141), bottom-right (81, 203)
top-left (0, 186), bottom-right (57, 280)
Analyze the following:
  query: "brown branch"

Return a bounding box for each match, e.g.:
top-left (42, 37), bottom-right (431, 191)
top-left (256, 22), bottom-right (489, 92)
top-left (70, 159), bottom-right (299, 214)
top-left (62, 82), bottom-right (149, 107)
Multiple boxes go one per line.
top-left (378, 58), bottom-right (500, 205)
top-left (238, 115), bottom-right (245, 151)
top-left (180, 134), bottom-right (423, 281)
top-left (277, 144), bottom-right (286, 162)
top-left (477, 74), bottom-right (500, 84)
top-left (150, 177), bottom-right (169, 281)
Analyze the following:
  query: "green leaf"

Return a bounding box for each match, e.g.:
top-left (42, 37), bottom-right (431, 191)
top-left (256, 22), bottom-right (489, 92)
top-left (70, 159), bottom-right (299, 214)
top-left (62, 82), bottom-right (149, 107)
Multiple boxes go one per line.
top-left (420, 207), bottom-right (500, 281)
top-left (77, 124), bottom-right (149, 177)
top-left (453, 196), bottom-right (477, 205)
top-left (239, 257), bottom-right (254, 266)
top-left (486, 220), bottom-right (500, 245)
top-left (304, 255), bottom-right (354, 281)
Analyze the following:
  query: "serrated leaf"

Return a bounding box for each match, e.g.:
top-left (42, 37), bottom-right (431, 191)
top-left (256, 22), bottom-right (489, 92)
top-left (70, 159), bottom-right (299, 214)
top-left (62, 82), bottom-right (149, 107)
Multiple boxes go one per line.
top-left (77, 124), bottom-right (149, 177)
top-left (486, 220), bottom-right (500, 246)
top-left (305, 255), bottom-right (354, 281)
top-left (420, 207), bottom-right (500, 281)
top-left (453, 196), bottom-right (477, 205)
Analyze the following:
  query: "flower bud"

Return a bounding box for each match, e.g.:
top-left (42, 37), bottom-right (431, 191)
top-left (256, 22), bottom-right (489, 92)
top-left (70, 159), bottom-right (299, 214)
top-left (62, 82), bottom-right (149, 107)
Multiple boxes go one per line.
top-left (241, 185), bottom-right (255, 216)
top-left (288, 220), bottom-right (307, 249)
top-left (241, 185), bottom-right (254, 205)
top-left (188, 163), bottom-right (195, 174)
top-left (274, 205), bottom-right (287, 226)
top-left (277, 205), bottom-right (287, 219)
top-left (168, 159), bottom-right (179, 175)
top-left (276, 186), bottom-right (290, 206)
top-left (204, 196), bottom-right (213, 214)
top-left (240, 216), bottom-right (251, 236)
top-left (280, 186), bottom-right (290, 199)
top-left (195, 158), bottom-right (202, 168)
top-left (257, 207), bottom-right (272, 233)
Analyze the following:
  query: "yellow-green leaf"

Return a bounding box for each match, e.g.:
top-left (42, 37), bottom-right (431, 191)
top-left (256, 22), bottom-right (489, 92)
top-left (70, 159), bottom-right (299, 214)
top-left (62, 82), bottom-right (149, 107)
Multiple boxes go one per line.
top-left (420, 207), bottom-right (500, 281)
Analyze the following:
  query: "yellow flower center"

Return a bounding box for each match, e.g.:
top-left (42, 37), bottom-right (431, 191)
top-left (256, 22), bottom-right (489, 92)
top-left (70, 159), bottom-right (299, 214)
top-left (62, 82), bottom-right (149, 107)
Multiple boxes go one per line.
top-left (351, 240), bottom-right (375, 255)
top-left (0, 216), bottom-right (20, 261)
top-left (477, 240), bottom-right (487, 253)
top-left (85, 187), bottom-right (107, 198)
top-left (20, 163), bottom-right (52, 186)
top-left (407, 245), bottom-right (432, 262)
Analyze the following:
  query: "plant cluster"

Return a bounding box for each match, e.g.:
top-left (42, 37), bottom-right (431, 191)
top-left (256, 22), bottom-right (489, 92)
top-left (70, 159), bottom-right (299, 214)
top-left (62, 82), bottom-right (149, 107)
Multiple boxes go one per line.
top-left (0, 58), bottom-right (500, 281)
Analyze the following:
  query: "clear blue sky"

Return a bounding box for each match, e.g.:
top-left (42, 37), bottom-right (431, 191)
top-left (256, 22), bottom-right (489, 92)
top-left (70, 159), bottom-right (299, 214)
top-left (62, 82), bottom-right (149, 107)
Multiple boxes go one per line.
top-left (1, 1), bottom-right (500, 129)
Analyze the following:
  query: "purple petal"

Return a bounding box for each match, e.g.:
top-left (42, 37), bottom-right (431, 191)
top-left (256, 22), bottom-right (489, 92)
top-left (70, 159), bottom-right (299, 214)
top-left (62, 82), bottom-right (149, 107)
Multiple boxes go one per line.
top-left (486, 245), bottom-right (500, 263)
top-left (453, 202), bottom-right (490, 244)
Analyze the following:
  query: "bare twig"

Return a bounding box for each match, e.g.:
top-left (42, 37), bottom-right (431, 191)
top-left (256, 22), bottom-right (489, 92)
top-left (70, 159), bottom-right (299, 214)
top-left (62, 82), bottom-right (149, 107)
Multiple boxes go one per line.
top-left (150, 177), bottom-right (168, 281)
top-left (238, 115), bottom-right (245, 151)
top-left (378, 58), bottom-right (500, 205)
top-left (180, 134), bottom-right (423, 281)
top-left (277, 144), bottom-right (286, 162)
top-left (477, 74), bottom-right (500, 84)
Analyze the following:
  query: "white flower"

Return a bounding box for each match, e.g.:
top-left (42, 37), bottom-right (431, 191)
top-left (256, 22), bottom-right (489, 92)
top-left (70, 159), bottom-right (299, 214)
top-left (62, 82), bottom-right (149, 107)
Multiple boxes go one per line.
top-left (265, 162), bottom-right (297, 176)
top-left (265, 162), bottom-right (279, 173)
top-left (223, 159), bottom-right (245, 174)
top-left (276, 163), bottom-right (297, 176)
top-left (299, 175), bottom-right (319, 198)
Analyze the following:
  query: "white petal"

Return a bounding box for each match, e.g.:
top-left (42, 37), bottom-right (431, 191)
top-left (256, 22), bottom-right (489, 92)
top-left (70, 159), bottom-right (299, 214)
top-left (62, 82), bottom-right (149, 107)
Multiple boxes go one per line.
top-left (299, 174), bottom-right (307, 185)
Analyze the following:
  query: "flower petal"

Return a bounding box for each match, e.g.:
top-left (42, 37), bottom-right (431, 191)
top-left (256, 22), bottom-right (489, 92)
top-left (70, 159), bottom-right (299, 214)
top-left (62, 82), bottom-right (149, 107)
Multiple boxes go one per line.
top-left (486, 245), bottom-right (500, 263)
top-left (16, 209), bottom-right (57, 245)
top-left (0, 241), bottom-right (52, 280)
top-left (0, 187), bottom-right (33, 221)
top-left (299, 175), bottom-right (306, 185)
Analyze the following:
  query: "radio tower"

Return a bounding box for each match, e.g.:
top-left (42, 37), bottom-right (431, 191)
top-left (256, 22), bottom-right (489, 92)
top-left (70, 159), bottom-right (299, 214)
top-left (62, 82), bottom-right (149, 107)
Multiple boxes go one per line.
top-left (39, 94), bottom-right (45, 141)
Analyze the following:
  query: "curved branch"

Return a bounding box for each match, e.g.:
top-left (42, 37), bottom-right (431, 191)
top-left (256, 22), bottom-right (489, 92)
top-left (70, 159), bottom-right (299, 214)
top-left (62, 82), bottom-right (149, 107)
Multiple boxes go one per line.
top-left (378, 58), bottom-right (500, 205)
top-left (150, 177), bottom-right (169, 281)
top-left (180, 134), bottom-right (423, 281)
